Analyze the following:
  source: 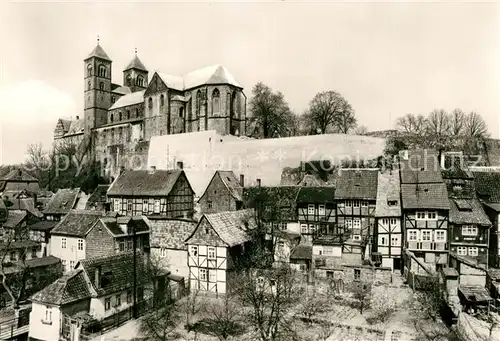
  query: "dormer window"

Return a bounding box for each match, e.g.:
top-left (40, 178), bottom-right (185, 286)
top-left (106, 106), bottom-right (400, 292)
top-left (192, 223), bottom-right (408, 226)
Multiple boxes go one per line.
top-left (387, 200), bottom-right (398, 206)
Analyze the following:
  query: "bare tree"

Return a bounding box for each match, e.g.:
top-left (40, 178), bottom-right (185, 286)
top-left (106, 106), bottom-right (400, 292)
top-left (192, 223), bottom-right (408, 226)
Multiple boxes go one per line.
top-left (195, 293), bottom-right (246, 341)
top-left (425, 109), bottom-right (451, 149)
top-left (449, 108), bottom-right (466, 136)
top-left (351, 281), bottom-right (372, 315)
top-left (140, 300), bottom-right (180, 341)
top-left (369, 287), bottom-right (399, 323)
top-left (298, 288), bottom-right (330, 324)
top-left (305, 91), bottom-right (356, 134)
top-left (248, 82), bottom-right (295, 139)
top-left (464, 111), bottom-right (488, 138)
top-left (396, 113), bottom-right (427, 135)
top-left (24, 143), bottom-right (50, 182)
top-left (353, 125), bottom-right (368, 135)
top-left (179, 289), bottom-right (206, 329)
top-left (233, 266), bottom-right (304, 341)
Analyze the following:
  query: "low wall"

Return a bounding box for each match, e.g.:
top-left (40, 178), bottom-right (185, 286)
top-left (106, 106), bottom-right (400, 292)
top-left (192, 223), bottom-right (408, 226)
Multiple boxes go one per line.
top-left (455, 314), bottom-right (491, 341)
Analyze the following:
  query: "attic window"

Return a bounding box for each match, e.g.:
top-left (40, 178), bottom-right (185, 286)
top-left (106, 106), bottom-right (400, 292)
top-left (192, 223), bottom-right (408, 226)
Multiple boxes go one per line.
top-left (423, 188), bottom-right (428, 193)
top-left (205, 227), bottom-right (210, 234)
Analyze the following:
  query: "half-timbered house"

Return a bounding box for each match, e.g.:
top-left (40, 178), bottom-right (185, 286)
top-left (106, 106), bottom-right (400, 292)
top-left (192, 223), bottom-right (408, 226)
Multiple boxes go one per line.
top-left (107, 168), bottom-right (194, 219)
top-left (442, 164), bottom-right (491, 267)
top-left (185, 209), bottom-right (256, 294)
top-left (373, 170), bottom-right (402, 271)
top-left (400, 149), bottom-right (449, 272)
top-left (296, 187), bottom-right (336, 244)
top-left (198, 171), bottom-right (244, 214)
top-left (334, 169), bottom-right (378, 257)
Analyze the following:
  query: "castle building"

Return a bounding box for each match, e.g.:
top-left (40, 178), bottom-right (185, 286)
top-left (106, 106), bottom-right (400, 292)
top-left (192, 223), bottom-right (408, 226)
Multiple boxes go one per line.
top-left (53, 42), bottom-right (247, 171)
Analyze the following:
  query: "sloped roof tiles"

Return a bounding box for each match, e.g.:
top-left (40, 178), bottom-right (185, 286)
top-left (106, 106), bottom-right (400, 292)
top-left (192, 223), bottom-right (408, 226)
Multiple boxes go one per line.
top-left (43, 188), bottom-right (82, 215)
top-left (401, 183), bottom-right (450, 210)
top-left (375, 170), bottom-right (401, 217)
top-left (149, 218), bottom-right (196, 250)
top-left (107, 169), bottom-right (184, 197)
top-left (334, 169), bottom-right (378, 200)
top-left (50, 210), bottom-right (104, 237)
top-left (31, 269), bottom-right (91, 305)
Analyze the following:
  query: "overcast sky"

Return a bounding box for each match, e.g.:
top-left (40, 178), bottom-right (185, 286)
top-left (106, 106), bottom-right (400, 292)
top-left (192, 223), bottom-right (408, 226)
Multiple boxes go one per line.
top-left (1, 1), bottom-right (499, 165)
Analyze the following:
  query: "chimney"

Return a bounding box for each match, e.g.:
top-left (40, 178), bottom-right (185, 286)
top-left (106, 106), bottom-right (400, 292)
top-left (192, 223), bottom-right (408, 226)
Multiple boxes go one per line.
top-left (95, 266), bottom-right (101, 289)
top-left (257, 178), bottom-right (261, 187)
top-left (177, 161), bottom-right (184, 170)
top-left (240, 174), bottom-right (245, 187)
top-left (149, 166), bottom-right (156, 174)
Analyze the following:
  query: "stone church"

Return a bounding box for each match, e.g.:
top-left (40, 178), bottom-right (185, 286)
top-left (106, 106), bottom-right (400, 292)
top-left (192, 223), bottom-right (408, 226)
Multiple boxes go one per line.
top-left (53, 42), bottom-right (246, 174)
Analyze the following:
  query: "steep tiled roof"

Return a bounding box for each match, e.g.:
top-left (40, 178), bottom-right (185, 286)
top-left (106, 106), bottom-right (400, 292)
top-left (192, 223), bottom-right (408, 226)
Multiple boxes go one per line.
top-left (296, 187), bottom-right (335, 204)
top-left (44, 188), bottom-right (81, 215)
top-left (30, 269), bottom-right (91, 305)
top-left (448, 198), bottom-right (491, 226)
top-left (65, 119), bottom-right (84, 136)
top-left (1, 169), bottom-right (38, 182)
top-left (200, 171), bottom-right (243, 202)
top-left (243, 186), bottom-right (300, 221)
top-left (7, 198), bottom-right (43, 218)
top-left (3, 210), bottom-right (27, 228)
top-left (112, 85), bottom-right (132, 95)
top-left (334, 169), bottom-right (378, 200)
top-left (155, 65), bottom-right (241, 91)
top-left (189, 209), bottom-right (256, 247)
top-left (472, 171), bottom-right (500, 203)
top-left (107, 169), bottom-right (183, 197)
top-left (109, 90), bottom-right (145, 110)
top-left (0, 240), bottom-right (39, 250)
top-left (28, 220), bottom-right (58, 232)
top-left (401, 183), bottom-right (450, 210)
top-left (86, 44), bottom-right (111, 61)
top-left (149, 218), bottom-right (196, 250)
top-left (124, 54), bottom-right (147, 71)
top-left (400, 149), bottom-right (443, 184)
top-left (375, 171), bottom-right (401, 217)
top-left (50, 210), bottom-right (104, 237)
top-left (79, 252), bottom-right (156, 297)
top-left (290, 244), bottom-right (312, 260)
top-left (85, 185), bottom-right (109, 209)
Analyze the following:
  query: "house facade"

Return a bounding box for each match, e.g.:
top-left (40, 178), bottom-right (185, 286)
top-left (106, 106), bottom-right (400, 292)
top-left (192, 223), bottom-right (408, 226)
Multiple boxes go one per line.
top-left (0, 169), bottom-right (40, 195)
top-left (373, 170), bottom-right (402, 271)
top-left (334, 169), bottom-right (378, 257)
top-left (442, 166), bottom-right (491, 267)
top-left (198, 171), bottom-right (244, 214)
top-left (400, 150), bottom-right (450, 273)
top-left (149, 217), bottom-right (197, 279)
top-left (50, 211), bottom-right (150, 272)
top-left (29, 252), bottom-right (167, 341)
top-left (296, 187), bottom-right (336, 244)
top-left (186, 209), bottom-right (255, 294)
top-left (107, 169), bottom-right (194, 219)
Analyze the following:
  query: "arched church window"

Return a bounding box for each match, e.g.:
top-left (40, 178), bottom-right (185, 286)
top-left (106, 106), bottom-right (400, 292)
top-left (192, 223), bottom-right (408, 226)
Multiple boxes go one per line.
top-left (187, 101), bottom-right (192, 121)
top-left (87, 81), bottom-right (91, 91)
top-left (212, 88), bottom-right (220, 115)
top-left (160, 95), bottom-right (164, 107)
top-left (110, 114), bottom-right (114, 122)
top-left (87, 64), bottom-right (92, 77)
top-left (137, 76), bottom-right (144, 87)
top-left (196, 90), bottom-right (202, 118)
top-left (148, 98), bottom-right (153, 111)
top-left (99, 82), bottom-right (104, 90)
top-left (98, 65), bottom-right (106, 78)
top-left (126, 75), bottom-right (132, 86)
top-left (226, 93), bottom-right (231, 115)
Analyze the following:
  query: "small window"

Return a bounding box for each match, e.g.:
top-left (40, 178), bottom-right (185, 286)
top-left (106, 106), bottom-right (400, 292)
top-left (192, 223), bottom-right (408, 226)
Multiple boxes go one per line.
top-left (189, 246), bottom-right (198, 256)
top-left (87, 64), bottom-right (92, 76)
top-left (160, 248), bottom-right (167, 258)
top-left (301, 224), bottom-right (308, 234)
top-left (9, 251), bottom-right (16, 261)
top-left (416, 212), bottom-right (426, 220)
top-left (31, 248), bottom-right (37, 258)
top-left (142, 199), bottom-right (148, 213)
top-left (427, 212), bottom-right (437, 220)
top-left (388, 200), bottom-right (398, 206)
top-left (127, 290), bottom-right (132, 303)
top-left (361, 201), bottom-right (368, 207)
top-left (207, 201), bottom-right (212, 209)
top-left (119, 240), bottom-right (125, 252)
top-left (353, 200), bottom-right (360, 208)
top-left (45, 306), bottom-right (52, 322)
top-left (380, 236), bottom-right (387, 246)
top-left (421, 230), bottom-right (431, 241)
top-left (199, 269), bottom-right (207, 281)
top-left (208, 247), bottom-right (216, 259)
top-left (115, 294), bottom-right (121, 307)
top-left (136, 75), bottom-right (144, 87)
top-left (119, 112), bottom-right (122, 121)
top-left (114, 199), bottom-right (120, 212)
top-left (468, 247), bottom-right (478, 257)
top-left (148, 97), bottom-right (153, 111)
top-left (126, 74), bottom-right (132, 86)
top-left (345, 200), bottom-right (352, 207)
top-left (457, 246), bottom-right (467, 256)
top-left (110, 113), bottom-right (114, 122)
top-left (435, 230), bottom-right (446, 242)
top-left (154, 200), bottom-right (160, 214)
top-left (462, 225), bottom-right (478, 236)
top-left (160, 95), bottom-right (164, 107)
top-left (353, 235), bottom-right (361, 241)
top-left (308, 204), bottom-right (315, 215)
top-left (111, 96), bottom-right (115, 103)
top-left (345, 218), bottom-right (353, 229)
top-left (318, 204), bottom-right (325, 215)
top-left (105, 297), bottom-right (111, 311)
top-left (87, 81), bottom-right (91, 90)
top-left (99, 82), bottom-right (104, 90)
top-left (98, 65), bottom-right (107, 77)
top-left (180, 107), bottom-right (184, 118)
top-left (212, 88), bottom-right (220, 114)
top-left (353, 218), bottom-right (361, 229)
top-left (382, 218), bottom-right (389, 226)
top-left (209, 269), bottom-right (216, 282)
top-left (127, 110), bottom-right (130, 120)
top-left (390, 236), bottom-right (400, 246)
top-left (127, 239), bottom-right (133, 250)
top-left (408, 230), bottom-right (418, 241)
top-left (354, 269), bottom-right (361, 281)
top-left (70, 260), bottom-right (75, 269)
top-left (390, 218), bottom-right (397, 226)
top-left (127, 199), bottom-right (133, 213)
top-left (61, 238), bottom-right (67, 249)
top-left (78, 239), bottom-right (84, 251)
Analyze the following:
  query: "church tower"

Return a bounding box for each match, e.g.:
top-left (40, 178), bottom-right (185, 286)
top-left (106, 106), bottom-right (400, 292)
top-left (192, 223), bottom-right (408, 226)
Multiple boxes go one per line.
top-left (84, 40), bottom-right (112, 134)
top-left (123, 50), bottom-right (148, 93)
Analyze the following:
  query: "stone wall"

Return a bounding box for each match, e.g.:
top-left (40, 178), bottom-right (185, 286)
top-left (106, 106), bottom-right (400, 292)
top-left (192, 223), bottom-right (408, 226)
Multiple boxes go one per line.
top-left (198, 173), bottom-right (239, 214)
top-left (85, 224), bottom-right (115, 259)
top-left (455, 313), bottom-right (492, 341)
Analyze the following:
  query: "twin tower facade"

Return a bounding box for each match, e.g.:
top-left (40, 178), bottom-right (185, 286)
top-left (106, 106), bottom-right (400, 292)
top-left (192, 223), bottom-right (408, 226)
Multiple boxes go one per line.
top-left (54, 43), bottom-right (247, 172)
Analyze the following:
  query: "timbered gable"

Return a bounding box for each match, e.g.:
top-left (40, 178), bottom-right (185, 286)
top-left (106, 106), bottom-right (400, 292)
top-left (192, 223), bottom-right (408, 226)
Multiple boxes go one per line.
top-left (186, 217), bottom-right (227, 248)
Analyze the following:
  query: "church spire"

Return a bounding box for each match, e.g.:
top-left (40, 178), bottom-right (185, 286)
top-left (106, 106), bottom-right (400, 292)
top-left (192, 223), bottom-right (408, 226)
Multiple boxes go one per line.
top-left (124, 51), bottom-right (147, 72)
top-left (85, 37), bottom-right (111, 61)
